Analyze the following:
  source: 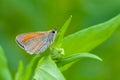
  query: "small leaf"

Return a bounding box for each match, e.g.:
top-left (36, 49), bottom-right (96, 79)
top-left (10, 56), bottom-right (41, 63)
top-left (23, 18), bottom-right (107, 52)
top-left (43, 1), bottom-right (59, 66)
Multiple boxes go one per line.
top-left (14, 61), bottom-right (24, 80)
top-left (57, 53), bottom-right (102, 71)
top-left (33, 55), bottom-right (65, 80)
top-left (0, 46), bottom-right (12, 80)
top-left (62, 14), bottom-right (120, 56)
top-left (58, 53), bottom-right (102, 66)
top-left (52, 15), bottom-right (72, 48)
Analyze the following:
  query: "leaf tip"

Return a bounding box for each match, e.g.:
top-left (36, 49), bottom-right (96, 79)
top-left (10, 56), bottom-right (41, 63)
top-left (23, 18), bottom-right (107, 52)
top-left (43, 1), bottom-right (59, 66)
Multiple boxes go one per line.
top-left (97, 57), bottom-right (103, 62)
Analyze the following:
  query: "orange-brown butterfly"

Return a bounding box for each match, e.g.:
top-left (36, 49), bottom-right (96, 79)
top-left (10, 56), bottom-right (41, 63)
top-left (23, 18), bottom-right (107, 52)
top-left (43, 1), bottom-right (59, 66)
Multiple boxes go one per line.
top-left (16, 29), bottom-right (57, 54)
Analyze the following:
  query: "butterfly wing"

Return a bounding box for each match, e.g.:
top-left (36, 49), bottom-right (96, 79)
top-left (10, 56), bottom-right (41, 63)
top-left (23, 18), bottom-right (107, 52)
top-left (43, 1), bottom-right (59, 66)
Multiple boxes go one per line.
top-left (16, 32), bottom-right (49, 54)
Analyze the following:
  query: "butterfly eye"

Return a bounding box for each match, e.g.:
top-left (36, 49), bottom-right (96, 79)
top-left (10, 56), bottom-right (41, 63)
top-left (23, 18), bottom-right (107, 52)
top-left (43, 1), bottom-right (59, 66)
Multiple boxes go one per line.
top-left (51, 30), bottom-right (56, 34)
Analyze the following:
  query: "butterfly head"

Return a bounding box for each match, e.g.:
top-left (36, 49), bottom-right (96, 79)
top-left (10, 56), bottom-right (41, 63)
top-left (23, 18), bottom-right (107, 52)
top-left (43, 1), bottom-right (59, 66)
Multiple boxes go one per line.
top-left (47, 29), bottom-right (57, 43)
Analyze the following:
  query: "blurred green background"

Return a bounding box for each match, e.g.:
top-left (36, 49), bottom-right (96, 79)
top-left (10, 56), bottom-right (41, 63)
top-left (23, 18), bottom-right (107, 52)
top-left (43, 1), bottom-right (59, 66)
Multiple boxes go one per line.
top-left (0, 0), bottom-right (120, 80)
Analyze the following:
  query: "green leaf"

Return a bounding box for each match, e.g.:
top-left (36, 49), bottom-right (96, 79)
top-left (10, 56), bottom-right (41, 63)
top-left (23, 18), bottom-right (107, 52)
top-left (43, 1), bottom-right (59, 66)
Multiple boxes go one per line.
top-left (52, 15), bottom-right (72, 48)
top-left (0, 46), bottom-right (12, 80)
top-left (14, 61), bottom-right (24, 80)
top-left (33, 56), bottom-right (65, 80)
top-left (62, 14), bottom-right (120, 56)
top-left (57, 53), bottom-right (102, 71)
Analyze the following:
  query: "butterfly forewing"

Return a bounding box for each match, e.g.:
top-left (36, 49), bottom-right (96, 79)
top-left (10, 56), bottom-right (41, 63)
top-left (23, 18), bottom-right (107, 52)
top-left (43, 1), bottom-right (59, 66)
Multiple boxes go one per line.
top-left (16, 32), bottom-right (49, 54)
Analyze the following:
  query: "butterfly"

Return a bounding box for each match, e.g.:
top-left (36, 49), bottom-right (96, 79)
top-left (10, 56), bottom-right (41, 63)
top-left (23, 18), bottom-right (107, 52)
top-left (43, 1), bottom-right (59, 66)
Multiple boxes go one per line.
top-left (16, 29), bottom-right (57, 54)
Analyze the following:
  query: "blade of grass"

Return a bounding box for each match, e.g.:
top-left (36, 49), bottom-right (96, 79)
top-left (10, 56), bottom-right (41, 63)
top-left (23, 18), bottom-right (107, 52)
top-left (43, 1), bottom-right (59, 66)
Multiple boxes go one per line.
top-left (14, 61), bottom-right (24, 80)
top-left (23, 55), bottom-right (41, 80)
top-left (0, 46), bottom-right (12, 80)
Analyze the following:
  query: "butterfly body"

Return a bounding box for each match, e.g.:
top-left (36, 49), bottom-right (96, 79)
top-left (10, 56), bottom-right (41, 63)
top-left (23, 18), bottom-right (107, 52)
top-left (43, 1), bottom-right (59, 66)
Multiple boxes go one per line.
top-left (16, 29), bottom-right (57, 54)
